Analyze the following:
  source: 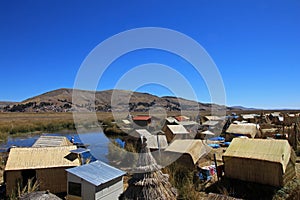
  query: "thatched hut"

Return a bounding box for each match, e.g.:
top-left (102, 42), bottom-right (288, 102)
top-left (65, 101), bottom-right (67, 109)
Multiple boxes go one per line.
top-left (223, 138), bottom-right (296, 187)
top-left (4, 146), bottom-right (80, 195)
top-left (225, 123), bottom-right (261, 140)
top-left (165, 125), bottom-right (190, 143)
top-left (32, 135), bottom-right (73, 147)
top-left (120, 138), bottom-right (177, 200)
top-left (164, 140), bottom-right (212, 169)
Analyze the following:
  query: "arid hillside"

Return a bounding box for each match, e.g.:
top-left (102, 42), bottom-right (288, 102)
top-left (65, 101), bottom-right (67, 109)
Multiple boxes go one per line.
top-left (1, 88), bottom-right (233, 113)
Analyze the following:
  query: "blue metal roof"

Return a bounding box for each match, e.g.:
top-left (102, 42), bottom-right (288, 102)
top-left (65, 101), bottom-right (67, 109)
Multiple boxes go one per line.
top-left (66, 161), bottom-right (126, 186)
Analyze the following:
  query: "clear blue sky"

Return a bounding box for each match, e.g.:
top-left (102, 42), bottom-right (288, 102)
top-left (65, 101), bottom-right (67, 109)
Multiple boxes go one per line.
top-left (0, 0), bottom-right (299, 109)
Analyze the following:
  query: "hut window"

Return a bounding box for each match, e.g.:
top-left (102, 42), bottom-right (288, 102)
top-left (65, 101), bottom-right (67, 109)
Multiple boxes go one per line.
top-left (68, 182), bottom-right (81, 197)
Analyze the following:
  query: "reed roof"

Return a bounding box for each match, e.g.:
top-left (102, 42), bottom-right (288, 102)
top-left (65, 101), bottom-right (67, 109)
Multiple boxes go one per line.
top-left (5, 146), bottom-right (80, 171)
top-left (226, 123), bottom-right (259, 138)
top-left (165, 140), bottom-right (211, 164)
top-left (32, 135), bottom-right (73, 147)
top-left (167, 125), bottom-right (189, 134)
top-left (120, 139), bottom-right (177, 200)
top-left (223, 138), bottom-right (293, 172)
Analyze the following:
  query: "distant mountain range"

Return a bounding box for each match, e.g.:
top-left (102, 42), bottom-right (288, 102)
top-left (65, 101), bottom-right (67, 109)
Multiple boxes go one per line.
top-left (230, 106), bottom-right (258, 111)
top-left (0, 88), bottom-right (242, 112)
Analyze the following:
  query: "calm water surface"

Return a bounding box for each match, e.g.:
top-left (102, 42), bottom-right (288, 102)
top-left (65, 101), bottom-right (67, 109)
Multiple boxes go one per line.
top-left (0, 131), bottom-right (110, 162)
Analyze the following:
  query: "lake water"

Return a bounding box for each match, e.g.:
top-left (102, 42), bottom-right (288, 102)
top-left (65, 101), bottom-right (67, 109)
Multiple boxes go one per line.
top-left (0, 131), bottom-right (110, 162)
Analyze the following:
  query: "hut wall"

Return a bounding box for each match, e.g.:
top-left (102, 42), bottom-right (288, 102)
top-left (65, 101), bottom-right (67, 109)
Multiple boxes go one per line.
top-left (133, 120), bottom-right (149, 127)
top-left (95, 177), bottom-right (124, 200)
top-left (165, 128), bottom-right (174, 143)
top-left (37, 167), bottom-right (68, 193)
top-left (173, 154), bottom-right (195, 169)
top-left (223, 157), bottom-right (283, 187)
top-left (80, 180), bottom-right (95, 200)
top-left (5, 170), bottom-right (22, 195)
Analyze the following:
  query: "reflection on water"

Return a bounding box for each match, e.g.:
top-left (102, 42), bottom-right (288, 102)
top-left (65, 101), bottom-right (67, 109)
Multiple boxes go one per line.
top-left (0, 132), bottom-right (110, 162)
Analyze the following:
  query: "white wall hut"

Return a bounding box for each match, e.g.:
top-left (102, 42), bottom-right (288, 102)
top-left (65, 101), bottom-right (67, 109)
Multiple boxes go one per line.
top-left (66, 160), bottom-right (126, 200)
top-left (223, 138), bottom-right (296, 187)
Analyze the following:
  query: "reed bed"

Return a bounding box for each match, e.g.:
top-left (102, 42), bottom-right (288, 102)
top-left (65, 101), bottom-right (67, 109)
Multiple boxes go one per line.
top-left (0, 112), bottom-right (114, 140)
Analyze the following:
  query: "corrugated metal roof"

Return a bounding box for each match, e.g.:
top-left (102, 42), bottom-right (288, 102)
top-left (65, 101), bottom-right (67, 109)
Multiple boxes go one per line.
top-left (167, 125), bottom-right (189, 134)
top-left (165, 140), bottom-right (211, 164)
top-left (66, 160), bottom-right (126, 186)
top-left (5, 146), bottom-right (80, 171)
top-left (223, 138), bottom-right (292, 172)
top-left (32, 136), bottom-right (73, 147)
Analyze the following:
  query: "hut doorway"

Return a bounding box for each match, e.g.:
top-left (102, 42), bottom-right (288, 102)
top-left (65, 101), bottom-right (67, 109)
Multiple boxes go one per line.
top-left (21, 169), bottom-right (36, 186)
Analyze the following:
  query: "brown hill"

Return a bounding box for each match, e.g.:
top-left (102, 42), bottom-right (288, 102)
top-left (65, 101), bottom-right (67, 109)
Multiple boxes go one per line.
top-left (2, 88), bottom-right (231, 112)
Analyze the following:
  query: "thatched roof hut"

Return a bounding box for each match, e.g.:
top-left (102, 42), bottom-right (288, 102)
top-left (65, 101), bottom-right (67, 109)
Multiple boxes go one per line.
top-left (120, 138), bottom-right (177, 200)
top-left (165, 124), bottom-right (190, 142)
top-left (226, 123), bottom-right (261, 139)
top-left (5, 146), bottom-right (80, 171)
top-left (164, 139), bottom-right (212, 168)
top-left (223, 138), bottom-right (296, 187)
top-left (5, 146), bottom-right (80, 195)
top-left (32, 135), bottom-right (73, 147)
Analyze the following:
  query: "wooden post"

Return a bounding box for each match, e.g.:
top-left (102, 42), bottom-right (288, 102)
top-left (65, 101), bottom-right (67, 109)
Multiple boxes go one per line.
top-left (294, 122), bottom-right (298, 151)
top-left (213, 153), bottom-right (219, 181)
